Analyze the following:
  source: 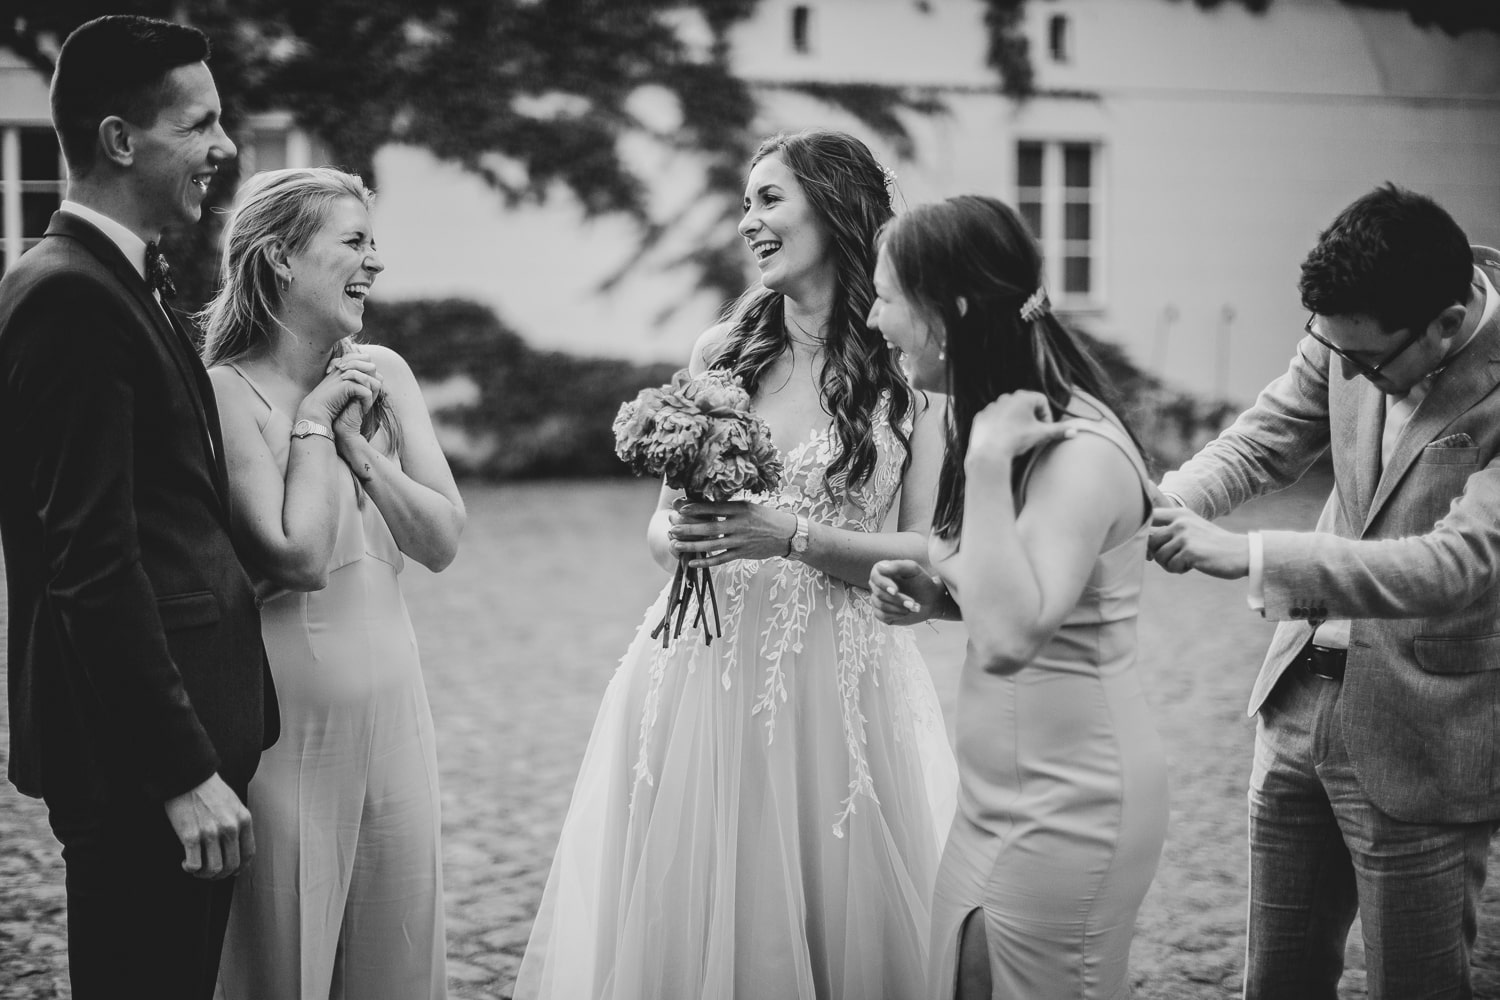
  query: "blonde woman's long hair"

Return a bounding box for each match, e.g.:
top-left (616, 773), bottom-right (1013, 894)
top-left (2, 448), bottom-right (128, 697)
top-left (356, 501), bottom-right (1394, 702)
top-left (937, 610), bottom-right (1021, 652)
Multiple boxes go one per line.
top-left (198, 166), bottom-right (400, 457)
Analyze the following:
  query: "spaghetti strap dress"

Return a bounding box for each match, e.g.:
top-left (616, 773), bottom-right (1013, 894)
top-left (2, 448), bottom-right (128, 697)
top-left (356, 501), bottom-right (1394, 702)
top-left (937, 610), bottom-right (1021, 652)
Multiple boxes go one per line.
top-left (214, 363), bottom-right (447, 1000)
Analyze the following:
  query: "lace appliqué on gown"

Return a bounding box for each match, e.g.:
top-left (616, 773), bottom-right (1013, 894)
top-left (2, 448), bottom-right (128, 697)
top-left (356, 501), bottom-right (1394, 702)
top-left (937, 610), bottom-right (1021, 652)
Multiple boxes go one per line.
top-left (628, 411), bottom-right (926, 835)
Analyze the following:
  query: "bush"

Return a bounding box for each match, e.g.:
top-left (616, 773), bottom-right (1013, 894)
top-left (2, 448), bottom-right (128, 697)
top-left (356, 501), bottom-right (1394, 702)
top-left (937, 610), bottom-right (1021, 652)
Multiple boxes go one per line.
top-left (361, 298), bottom-right (678, 478)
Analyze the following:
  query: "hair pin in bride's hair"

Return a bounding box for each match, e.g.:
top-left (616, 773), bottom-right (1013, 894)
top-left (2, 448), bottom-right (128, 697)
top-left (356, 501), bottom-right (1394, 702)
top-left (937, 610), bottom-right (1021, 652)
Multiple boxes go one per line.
top-left (1019, 286), bottom-right (1050, 323)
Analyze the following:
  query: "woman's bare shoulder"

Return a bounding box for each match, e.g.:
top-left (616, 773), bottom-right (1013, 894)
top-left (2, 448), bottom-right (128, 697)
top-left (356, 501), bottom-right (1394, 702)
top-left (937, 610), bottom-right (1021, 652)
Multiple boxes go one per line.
top-left (688, 322), bottom-right (735, 375)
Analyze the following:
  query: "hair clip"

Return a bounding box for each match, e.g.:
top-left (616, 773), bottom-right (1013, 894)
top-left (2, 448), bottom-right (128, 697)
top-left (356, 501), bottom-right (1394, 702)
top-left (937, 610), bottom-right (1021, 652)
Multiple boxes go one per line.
top-left (880, 164), bottom-right (897, 193)
top-left (1019, 286), bottom-right (1050, 323)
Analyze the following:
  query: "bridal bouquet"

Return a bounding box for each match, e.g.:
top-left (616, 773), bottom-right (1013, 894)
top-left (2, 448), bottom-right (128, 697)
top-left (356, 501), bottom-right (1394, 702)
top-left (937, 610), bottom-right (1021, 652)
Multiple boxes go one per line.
top-left (613, 369), bottom-right (783, 646)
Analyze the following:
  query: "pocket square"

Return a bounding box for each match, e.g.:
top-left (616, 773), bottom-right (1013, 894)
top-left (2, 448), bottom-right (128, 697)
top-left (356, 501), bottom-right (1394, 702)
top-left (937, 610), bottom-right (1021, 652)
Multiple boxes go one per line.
top-left (1428, 433), bottom-right (1475, 449)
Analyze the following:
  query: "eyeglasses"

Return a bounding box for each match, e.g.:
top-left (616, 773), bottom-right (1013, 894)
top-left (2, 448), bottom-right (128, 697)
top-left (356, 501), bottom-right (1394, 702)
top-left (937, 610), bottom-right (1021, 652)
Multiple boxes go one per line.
top-left (1303, 313), bottom-right (1426, 381)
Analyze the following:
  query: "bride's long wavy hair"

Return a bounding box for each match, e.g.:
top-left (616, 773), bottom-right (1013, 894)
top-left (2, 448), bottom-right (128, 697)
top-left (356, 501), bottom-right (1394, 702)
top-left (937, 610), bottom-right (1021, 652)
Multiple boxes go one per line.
top-left (197, 166), bottom-right (400, 458)
top-left (709, 129), bottom-right (914, 496)
top-left (878, 195), bottom-right (1137, 540)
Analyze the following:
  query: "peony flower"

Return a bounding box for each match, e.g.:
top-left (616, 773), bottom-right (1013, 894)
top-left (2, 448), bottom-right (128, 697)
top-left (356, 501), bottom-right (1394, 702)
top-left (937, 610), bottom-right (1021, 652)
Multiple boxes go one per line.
top-left (704, 418), bottom-right (751, 456)
top-left (643, 409), bottom-right (708, 485)
top-left (674, 368), bottom-right (748, 414)
top-left (612, 387), bottom-right (669, 462)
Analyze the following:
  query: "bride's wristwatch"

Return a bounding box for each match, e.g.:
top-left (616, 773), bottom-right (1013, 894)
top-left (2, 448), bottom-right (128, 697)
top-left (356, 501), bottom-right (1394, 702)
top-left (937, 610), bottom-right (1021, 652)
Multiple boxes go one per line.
top-left (787, 514), bottom-right (811, 560)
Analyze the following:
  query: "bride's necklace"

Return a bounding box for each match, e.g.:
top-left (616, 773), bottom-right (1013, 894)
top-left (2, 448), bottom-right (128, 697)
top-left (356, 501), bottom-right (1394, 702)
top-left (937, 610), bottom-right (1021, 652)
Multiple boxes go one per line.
top-left (784, 313), bottom-right (826, 352)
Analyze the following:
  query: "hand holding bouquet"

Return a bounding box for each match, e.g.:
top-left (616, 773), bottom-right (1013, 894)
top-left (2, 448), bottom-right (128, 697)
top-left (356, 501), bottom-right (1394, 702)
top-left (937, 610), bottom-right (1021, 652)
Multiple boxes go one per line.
top-left (614, 369), bottom-right (784, 645)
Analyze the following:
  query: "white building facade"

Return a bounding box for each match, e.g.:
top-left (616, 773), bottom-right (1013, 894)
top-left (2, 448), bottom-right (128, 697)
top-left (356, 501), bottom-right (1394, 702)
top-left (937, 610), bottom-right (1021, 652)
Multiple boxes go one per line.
top-left (4, 0), bottom-right (1498, 402)
top-left (371, 0), bottom-right (1500, 402)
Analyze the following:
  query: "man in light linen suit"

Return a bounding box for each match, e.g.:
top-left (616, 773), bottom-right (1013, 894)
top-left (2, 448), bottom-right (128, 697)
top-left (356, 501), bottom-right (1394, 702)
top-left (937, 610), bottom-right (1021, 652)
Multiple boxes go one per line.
top-left (1148, 184), bottom-right (1500, 999)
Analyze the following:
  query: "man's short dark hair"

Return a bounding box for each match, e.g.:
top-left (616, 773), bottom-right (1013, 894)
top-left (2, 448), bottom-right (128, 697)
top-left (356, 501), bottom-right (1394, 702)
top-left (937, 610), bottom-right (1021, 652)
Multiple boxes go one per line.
top-left (50, 15), bottom-right (212, 175)
top-left (1299, 183), bottom-right (1473, 333)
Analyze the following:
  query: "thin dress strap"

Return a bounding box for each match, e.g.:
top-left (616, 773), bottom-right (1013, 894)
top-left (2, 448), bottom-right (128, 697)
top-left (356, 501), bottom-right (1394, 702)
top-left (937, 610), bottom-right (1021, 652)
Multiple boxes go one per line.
top-left (1015, 393), bottom-right (1152, 521)
top-left (220, 361), bottom-right (280, 417)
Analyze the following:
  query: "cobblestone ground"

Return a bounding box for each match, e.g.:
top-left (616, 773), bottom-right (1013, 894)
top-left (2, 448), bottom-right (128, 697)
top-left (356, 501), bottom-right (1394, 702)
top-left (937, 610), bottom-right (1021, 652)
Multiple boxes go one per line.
top-left (4, 471), bottom-right (1500, 998)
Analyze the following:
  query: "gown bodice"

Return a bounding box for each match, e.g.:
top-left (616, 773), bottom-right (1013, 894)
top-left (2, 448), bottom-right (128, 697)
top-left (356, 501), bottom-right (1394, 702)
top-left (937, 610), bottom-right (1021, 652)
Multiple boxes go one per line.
top-left (758, 392), bottom-right (909, 537)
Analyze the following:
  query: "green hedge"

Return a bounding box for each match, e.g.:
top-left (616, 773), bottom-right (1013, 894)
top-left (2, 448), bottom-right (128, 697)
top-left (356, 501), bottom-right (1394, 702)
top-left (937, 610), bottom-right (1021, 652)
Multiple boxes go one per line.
top-left (361, 297), bottom-right (1237, 480)
top-left (361, 298), bottom-right (679, 478)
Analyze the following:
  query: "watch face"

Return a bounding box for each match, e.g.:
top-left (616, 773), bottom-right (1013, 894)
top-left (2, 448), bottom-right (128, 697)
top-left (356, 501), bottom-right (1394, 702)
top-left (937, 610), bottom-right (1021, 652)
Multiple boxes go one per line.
top-left (292, 419), bottom-right (330, 440)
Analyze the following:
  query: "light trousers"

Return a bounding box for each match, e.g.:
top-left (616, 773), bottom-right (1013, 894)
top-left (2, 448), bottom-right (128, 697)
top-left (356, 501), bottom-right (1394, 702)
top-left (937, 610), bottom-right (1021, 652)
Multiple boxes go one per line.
top-left (1245, 665), bottom-right (1493, 1000)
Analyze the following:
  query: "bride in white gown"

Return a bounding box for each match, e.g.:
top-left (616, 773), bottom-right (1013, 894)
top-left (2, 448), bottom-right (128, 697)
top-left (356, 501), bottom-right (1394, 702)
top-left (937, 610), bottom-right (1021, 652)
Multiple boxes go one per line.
top-left (513, 129), bottom-right (957, 1000)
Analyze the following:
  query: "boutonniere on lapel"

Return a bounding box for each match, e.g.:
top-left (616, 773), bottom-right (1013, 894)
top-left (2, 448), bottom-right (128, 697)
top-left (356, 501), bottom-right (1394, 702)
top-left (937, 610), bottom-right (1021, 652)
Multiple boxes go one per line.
top-left (144, 240), bottom-right (178, 301)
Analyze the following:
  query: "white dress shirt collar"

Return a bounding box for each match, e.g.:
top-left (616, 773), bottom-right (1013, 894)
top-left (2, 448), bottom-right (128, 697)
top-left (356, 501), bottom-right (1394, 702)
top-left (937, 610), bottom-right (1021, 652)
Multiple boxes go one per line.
top-left (1430, 266), bottom-right (1499, 374)
top-left (1473, 266), bottom-right (1498, 338)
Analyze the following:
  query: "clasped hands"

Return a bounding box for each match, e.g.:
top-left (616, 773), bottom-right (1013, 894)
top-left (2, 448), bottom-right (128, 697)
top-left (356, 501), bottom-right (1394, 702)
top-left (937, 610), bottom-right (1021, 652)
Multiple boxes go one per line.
top-left (667, 497), bottom-right (797, 568)
top-left (299, 349), bottom-right (384, 444)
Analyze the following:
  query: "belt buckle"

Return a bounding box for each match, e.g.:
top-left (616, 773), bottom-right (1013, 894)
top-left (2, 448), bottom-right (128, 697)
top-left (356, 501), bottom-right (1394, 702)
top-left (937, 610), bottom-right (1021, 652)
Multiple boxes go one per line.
top-left (1303, 642), bottom-right (1346, 682)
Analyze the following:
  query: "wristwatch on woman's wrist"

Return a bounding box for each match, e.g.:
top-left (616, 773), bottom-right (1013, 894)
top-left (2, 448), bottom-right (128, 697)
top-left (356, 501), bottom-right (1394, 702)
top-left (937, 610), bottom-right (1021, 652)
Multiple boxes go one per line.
top-left (787, 514), bottom-right (811, 560)
top-left (291, 418), bottom-right (335, 442)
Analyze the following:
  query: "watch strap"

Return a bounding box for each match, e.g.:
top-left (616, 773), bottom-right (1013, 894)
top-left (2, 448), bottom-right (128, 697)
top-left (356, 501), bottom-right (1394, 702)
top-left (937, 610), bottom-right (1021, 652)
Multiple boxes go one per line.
top-left (790, 513), bottom-right (811, 558)
top-left (291, 418), bottom-right (335, 442)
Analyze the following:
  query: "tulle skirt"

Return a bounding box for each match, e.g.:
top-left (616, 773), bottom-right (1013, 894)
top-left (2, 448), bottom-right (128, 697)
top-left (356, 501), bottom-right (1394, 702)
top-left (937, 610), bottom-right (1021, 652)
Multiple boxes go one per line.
top-left (513, 558), bottom-right (957, 1000)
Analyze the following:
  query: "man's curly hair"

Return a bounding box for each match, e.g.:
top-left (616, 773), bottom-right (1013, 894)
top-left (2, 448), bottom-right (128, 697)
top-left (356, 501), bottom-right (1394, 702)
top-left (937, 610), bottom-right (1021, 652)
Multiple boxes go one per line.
top-left (1299, 183), bottom-right (1472, 333)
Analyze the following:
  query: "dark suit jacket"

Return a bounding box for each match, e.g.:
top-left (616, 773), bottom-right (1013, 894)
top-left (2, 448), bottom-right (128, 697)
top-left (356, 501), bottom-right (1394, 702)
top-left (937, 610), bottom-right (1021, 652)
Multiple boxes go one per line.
top-left (1162, 247), bottom-right (1500, 824)
top-left (0, 211), bottom-right (275, 807)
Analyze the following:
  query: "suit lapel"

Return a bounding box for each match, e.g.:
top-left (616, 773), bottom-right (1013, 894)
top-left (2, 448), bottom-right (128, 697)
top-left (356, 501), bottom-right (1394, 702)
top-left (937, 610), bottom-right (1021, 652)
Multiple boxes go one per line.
top-left (160, 304), bottom-right (232, 503)
top-left (46, 213), bottom-right (230, 513)
top-left (1364, 315), bottom-right (1500, 532)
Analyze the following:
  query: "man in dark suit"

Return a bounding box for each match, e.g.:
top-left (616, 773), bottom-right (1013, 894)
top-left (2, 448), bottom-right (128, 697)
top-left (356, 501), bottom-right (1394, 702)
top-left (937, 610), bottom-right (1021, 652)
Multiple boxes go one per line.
top-left (1149, 186), bottom-right (1500, 997)
top-left (0, 16), bottom-right (275, 999)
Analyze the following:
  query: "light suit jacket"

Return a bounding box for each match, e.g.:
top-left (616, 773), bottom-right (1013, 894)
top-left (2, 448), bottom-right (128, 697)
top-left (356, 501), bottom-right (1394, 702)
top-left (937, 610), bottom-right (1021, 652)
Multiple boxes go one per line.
top-left (1161, 246), bottom-right (1500, 824)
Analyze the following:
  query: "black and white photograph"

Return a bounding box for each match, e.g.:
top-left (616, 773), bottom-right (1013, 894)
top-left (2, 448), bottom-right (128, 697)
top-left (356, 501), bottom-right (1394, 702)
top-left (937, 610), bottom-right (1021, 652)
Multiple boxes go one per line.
top-left (2, 2), bottom-right (1500, 998)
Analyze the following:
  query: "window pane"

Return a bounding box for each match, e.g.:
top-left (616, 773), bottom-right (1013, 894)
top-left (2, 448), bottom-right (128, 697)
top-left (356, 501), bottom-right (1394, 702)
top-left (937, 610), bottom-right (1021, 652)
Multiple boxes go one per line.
top-left (1049, 15), bottom-right (1071, 63)
top-left (1064, 255), bottom-right (1091, 294)
top-left (791, 5), bottom-right (811, 53)
top-left (1020, 200), bottom-right (1042, 239)
top-left (1063, 144), bottom-right (1091, 188)
top-left (1017, 142), bottom-right (1043, 187)
top-left (1064, 202), bottom-right (1090, 240)
top-left (20, 128), bottom-right (61, 181)
top-left (22, 191), bottom-right (59, 239)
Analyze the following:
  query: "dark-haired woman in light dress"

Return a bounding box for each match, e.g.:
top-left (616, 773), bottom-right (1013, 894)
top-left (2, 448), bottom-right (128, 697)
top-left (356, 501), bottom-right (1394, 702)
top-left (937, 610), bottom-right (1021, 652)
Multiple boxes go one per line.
top-left (870, 195), bottom-right (1168, 1000)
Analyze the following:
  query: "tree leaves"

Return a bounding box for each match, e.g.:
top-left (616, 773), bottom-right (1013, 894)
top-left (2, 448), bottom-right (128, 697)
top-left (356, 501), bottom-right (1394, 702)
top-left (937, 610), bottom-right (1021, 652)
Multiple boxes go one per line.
top-left (7, 0), bottom-right (1490, 307)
